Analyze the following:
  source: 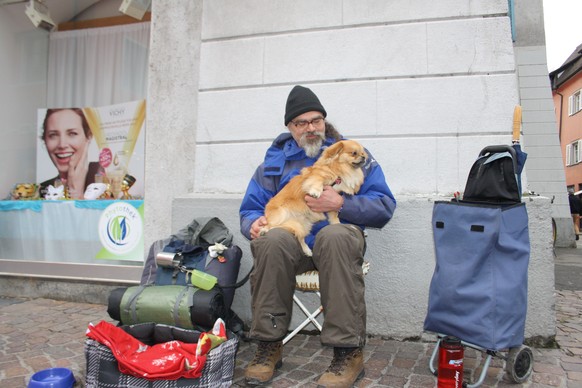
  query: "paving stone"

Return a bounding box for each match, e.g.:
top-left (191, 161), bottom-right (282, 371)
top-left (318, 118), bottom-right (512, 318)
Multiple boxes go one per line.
top-left (563, 355), bottom-right (582, 364)
top-left (407, 373), bottom-right (436, 387)
top-left (1, 377), bottom-right (27, 388)
top-left (532, 372), bottom-right (567, 386)
top-left (378, 374), bottom-right (408, 387)
top-left (393, 357), bottom-right (417, 369)
top-left (536, 363), bottom-right (572, 374)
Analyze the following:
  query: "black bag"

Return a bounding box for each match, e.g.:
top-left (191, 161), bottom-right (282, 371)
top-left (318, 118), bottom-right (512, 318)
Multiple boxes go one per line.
top-left (463, 145), bottom-right (520, 204)
top-left (85, 322), bottom-right (238, 387)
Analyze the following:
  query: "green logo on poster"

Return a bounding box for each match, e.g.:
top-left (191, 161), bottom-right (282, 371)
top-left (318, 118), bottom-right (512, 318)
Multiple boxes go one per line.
top-left (99, 202), bottom-right (142, 255)
top-left (107, 216), bottom-right (129, 245)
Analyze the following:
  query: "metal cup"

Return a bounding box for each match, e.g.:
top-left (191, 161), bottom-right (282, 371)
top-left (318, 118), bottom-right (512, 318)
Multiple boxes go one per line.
top-left (155, 252), bottom-right (181, 268)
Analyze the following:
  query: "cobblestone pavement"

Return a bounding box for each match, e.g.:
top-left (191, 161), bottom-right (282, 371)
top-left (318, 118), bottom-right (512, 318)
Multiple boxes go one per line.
top-left (1, 257), bottom-right (582, 387)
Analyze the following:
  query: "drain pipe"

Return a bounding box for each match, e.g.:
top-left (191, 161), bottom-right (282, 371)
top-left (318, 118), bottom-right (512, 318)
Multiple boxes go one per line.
top-left (508, 0), bottom-right (516, 41)
top-left (556, 91), bottom-right (563, 141)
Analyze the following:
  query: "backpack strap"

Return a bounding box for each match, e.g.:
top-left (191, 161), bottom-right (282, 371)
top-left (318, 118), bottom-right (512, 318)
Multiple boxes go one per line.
top-left (124, 285), bottom-right (147, 324)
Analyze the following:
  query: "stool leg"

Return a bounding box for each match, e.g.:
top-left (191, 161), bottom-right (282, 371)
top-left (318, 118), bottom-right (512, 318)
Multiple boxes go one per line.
top-left (283, 292), bottom-right (323, 345)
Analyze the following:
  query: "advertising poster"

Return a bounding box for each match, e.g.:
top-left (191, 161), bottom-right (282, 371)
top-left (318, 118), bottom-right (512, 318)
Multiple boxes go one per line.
top-left (34, 100), bottom-right (146, 262)
top-left (36, 99), bottom-right (146, 200)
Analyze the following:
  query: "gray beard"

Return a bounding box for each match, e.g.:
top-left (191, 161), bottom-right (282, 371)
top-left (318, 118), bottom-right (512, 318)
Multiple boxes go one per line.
top-left (300, 133), bottom-right (325, 158)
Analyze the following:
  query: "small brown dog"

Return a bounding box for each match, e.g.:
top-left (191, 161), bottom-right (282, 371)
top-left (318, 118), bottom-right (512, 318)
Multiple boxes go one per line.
top-left (261, 140), bottom-right (367, 256)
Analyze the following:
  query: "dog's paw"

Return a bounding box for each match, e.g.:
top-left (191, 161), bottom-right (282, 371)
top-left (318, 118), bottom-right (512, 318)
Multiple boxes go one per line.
top-left (327, 212), bottom-right (340, 224)
top-left (307, 189), bottom-right (321, 198)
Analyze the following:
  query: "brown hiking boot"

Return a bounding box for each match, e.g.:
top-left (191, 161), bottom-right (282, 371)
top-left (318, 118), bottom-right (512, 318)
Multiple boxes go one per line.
top-left (316, 347), bottom-right (365, 387)
top-left (245, 340), bottom-right (283, 385)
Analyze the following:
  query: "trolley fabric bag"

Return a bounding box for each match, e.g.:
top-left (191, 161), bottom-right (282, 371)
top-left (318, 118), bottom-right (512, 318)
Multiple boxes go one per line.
top-left (423, 200), bottom-right (530, 350)
top-left (85, 322), bottom-right (238, 388)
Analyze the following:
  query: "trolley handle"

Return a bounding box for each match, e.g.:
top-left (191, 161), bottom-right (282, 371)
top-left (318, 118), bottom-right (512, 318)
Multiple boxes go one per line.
top-left (479, 145), bottom-right (516, 158)
top-left (478, 145), bottom-right (518, 172)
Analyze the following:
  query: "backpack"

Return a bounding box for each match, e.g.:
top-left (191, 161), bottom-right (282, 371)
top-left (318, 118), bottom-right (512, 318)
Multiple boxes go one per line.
top-left (141, 217), bottom-right (243, 309)
top-left (112, 217), bottom-right (248, 335)
top-left (152, 241), bottom-right (243, 312)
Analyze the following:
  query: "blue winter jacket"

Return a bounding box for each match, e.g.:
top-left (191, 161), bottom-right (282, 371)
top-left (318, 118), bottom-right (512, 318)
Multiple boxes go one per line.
top-left (239, 133), bottom-right (396, 248)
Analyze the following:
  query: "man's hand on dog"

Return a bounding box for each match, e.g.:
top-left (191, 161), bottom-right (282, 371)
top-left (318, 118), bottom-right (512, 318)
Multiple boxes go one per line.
top-left (251, 216), bottom-right (268, 240)
top-left (305, 186), bottom-right (344, 213)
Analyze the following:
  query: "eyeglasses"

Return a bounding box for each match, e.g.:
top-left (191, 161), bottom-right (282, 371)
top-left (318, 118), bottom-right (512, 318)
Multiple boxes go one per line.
top-left (291, 116), bottom-right (324, 130)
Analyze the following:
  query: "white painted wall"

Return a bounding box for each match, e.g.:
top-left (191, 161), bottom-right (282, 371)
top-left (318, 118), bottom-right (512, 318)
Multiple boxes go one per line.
top-left (0, 4), bottom-right (49, 199)
top-left (193, 1), bottom-right (518, 201)
top-left (192, 1), bottom-right (519, 199)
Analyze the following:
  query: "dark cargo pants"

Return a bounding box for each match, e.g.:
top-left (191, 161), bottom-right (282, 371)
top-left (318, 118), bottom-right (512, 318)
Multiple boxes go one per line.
top-left (249, 223), bottom-right (367, 347)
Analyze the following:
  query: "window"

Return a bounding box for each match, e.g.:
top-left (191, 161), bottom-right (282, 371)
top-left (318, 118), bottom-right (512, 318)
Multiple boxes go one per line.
top-left (566, 140), bottom-right (582, 166)
top-left (569, 90), bottom-right (582, 116)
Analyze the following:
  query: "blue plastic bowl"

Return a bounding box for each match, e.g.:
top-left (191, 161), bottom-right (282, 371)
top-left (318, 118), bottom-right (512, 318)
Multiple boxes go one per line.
top-left (28, 368), bottom-right (75, 388)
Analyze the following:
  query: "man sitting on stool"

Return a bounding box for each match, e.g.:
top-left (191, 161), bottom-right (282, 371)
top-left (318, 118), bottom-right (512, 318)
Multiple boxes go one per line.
top-left (239, 85), bottom-right (396, 387)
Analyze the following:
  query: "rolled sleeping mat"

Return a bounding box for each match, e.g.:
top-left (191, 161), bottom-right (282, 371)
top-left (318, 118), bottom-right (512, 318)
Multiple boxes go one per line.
top-left (107, 285), bottom-right (226, 330)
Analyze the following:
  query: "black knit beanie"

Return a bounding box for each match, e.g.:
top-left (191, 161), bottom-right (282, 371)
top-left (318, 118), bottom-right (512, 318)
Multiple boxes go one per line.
top-left (284, 85), bottom-right (327, 126)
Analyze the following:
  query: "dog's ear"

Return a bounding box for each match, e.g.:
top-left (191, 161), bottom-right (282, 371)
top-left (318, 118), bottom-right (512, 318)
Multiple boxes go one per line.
top-left (322, 141), bottom-right (344, 159)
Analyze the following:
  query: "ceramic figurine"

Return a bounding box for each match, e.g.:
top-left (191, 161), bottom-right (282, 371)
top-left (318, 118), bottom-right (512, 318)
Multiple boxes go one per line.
top-left (12, 183), bottom-right (39, 200)
top-left (120, 174), bottom-right (136, 200)
top-left (44, 185), bottom-right (65, 200)
top-left (83, 183), bottom-right (112, 200)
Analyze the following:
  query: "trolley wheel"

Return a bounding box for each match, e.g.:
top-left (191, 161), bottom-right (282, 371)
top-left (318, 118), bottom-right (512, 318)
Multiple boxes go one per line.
top-left (505, 345), bottom-right (533, 384)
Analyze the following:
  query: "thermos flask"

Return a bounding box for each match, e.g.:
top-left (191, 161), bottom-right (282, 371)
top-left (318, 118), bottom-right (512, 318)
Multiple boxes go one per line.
top-left (437, 336), bottom-right (464, 388)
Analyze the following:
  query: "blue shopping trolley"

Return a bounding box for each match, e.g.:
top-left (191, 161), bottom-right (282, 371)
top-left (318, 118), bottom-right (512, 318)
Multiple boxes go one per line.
top-left (424, 143), bottom-right (534, 386)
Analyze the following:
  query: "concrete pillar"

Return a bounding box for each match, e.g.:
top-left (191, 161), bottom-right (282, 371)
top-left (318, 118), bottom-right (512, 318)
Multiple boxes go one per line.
top-left (513, 0), bottom-right (573, 247)
top-left (145, 0), bottom-right (203, 250)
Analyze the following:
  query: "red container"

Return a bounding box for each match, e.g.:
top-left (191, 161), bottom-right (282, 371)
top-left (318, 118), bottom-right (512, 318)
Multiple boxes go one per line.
top-left (438, 336), bottom-right (464, 388)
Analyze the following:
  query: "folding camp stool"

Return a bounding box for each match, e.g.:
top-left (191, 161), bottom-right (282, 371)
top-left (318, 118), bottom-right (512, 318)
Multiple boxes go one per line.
top-left (283, 261), bottom-right (370, 345)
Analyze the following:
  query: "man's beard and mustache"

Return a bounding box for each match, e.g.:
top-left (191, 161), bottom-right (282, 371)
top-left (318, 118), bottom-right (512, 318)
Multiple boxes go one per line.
top-left (300, 131), bottom-right (325, 158)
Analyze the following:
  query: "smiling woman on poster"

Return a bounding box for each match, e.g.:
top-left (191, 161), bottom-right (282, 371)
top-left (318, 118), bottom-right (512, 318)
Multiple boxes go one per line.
top-left (40, 108), bottom-right (103, 199)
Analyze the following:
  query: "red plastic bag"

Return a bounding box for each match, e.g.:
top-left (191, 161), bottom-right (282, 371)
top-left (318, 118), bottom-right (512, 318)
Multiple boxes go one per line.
top-left (86, 319), bottom-right (227, 380)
